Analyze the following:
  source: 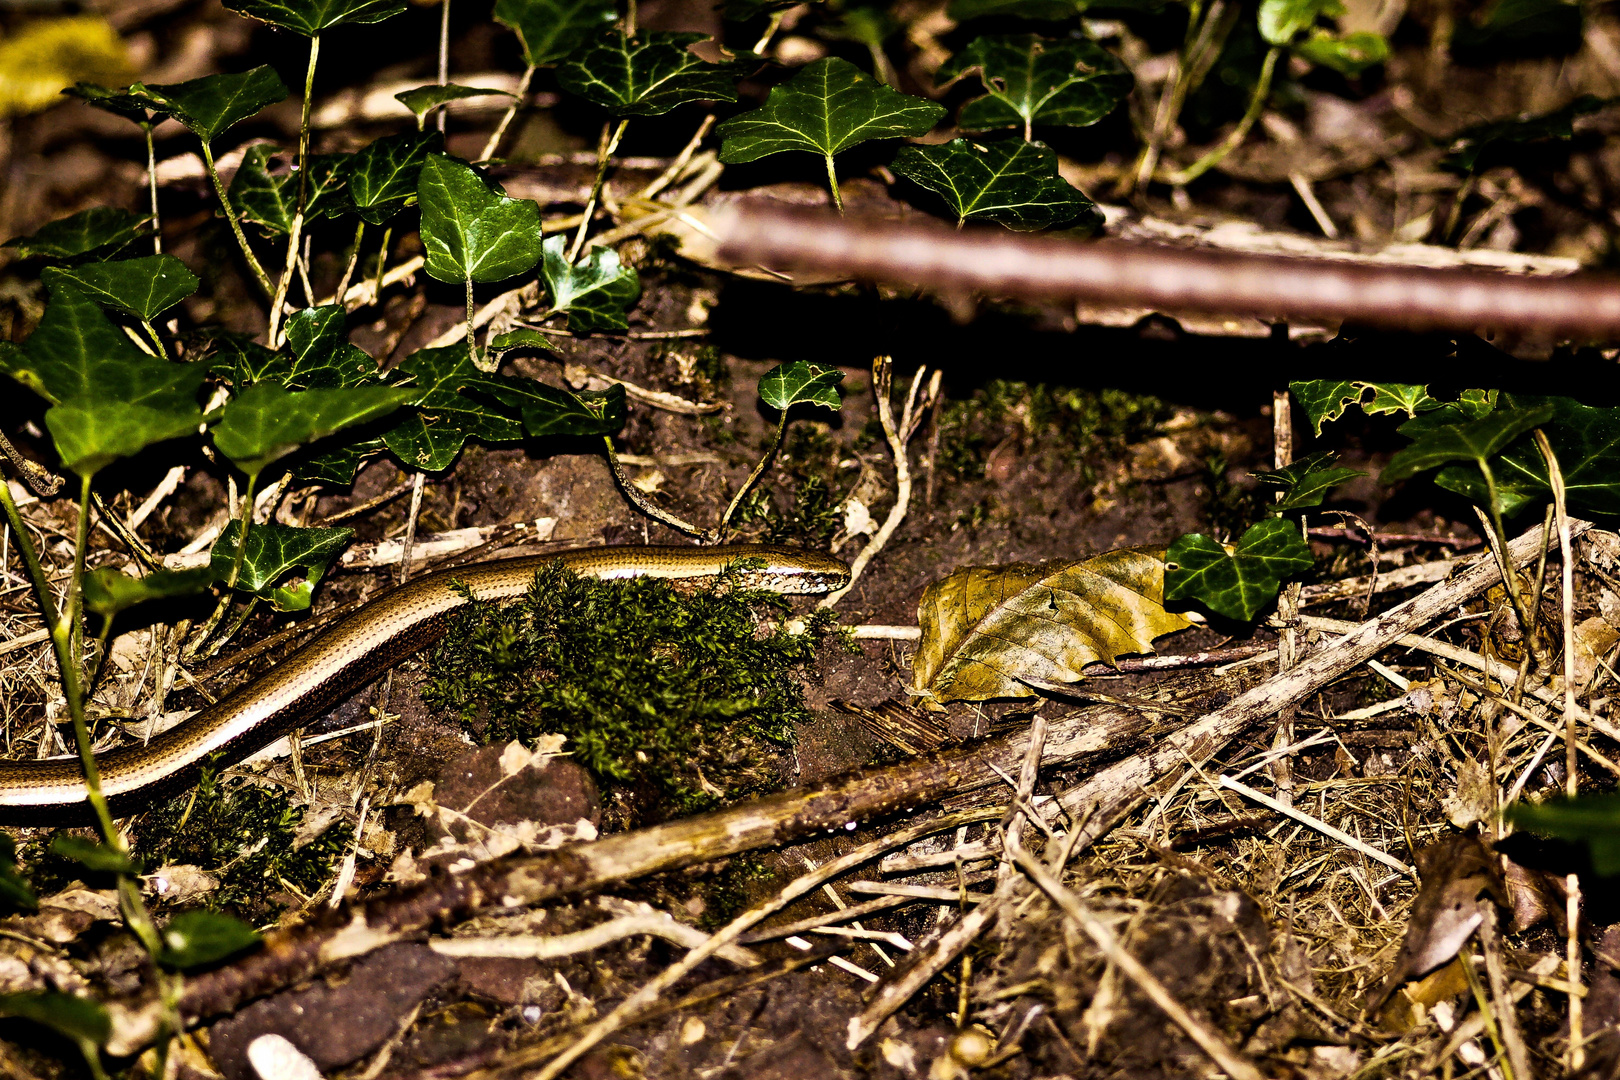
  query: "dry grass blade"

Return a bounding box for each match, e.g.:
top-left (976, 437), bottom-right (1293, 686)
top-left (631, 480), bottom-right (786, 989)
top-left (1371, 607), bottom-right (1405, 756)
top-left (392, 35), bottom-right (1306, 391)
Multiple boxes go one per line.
top-left (912, 548), bottom-right (1192, 706)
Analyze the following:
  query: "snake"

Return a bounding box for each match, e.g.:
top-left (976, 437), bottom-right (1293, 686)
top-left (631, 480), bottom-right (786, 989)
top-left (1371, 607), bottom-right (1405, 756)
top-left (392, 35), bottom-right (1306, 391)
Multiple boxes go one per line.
top-left (0, 545), bottom-right (850, 824)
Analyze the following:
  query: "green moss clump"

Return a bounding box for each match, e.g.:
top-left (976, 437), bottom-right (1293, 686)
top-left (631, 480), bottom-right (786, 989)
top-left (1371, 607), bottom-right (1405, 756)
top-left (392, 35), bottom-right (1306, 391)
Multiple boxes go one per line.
top-left (422, 563), bottom-right (832, 820)
top-left (135, 772), bottom-right (352, 915)
top-left (938, 381), bottom-right (1171, 481)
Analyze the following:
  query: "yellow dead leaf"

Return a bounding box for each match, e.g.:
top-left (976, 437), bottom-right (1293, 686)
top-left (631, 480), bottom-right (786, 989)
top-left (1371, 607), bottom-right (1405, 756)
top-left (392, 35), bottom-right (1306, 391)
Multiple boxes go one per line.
top-left (911, 546), bottom-right (1192, 707)
top-left (0, 16), bottom-right (132, 117)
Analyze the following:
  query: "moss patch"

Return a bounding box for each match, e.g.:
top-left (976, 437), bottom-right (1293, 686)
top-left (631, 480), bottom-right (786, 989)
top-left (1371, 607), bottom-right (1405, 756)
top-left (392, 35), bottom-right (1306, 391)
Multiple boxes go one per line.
top-left (939, 381), bottom-right (1171, 481)
top-left (422, 563), bottom-right (833, 822)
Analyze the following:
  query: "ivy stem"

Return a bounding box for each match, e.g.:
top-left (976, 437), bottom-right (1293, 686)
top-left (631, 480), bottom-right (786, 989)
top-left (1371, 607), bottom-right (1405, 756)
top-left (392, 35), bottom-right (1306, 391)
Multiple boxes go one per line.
top-left (480, 64), bottom-right (535, 161)
top-left (823, 153), bottom-right (843, 213)
top-left (569, 118), bottom-right (630, 262)
top-left (1476, 457), bottom-right (1542, 660)
top-left (144, 125), bottom-right (161, 254)
top-left (438, 0), bottom-right (452, 134)
top-left (602, 436), bottom-right (706, 537)
top-left (368, 225), bottom-right (393, 308)
top-left (751, 9), bottom-right (786, 53)
top-left (465, 274), bottom-right (480, 370)
top-left (140, 318), bottom-right (167, 359)
top-left (717, 410), bottom-right (789, 541)
top-left (59, 474), bottom-right (120, 847)
top-left (333, 220), bottom-right (365, 307)
top-left (624, 0), bottom-right (637, 36)
top-left (1158, 45), bottom-right (1280, 187)
top-left (201, 141), bottom-right (273, 299)
top-left (268, 31), bottom-right (321, 347)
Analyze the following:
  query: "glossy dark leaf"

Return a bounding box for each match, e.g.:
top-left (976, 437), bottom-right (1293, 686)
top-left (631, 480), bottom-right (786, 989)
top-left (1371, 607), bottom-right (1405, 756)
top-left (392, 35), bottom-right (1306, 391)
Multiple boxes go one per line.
top-left (1252, 451), bottom-right (1364, 512)
top-left (295, 436), bottom-right (386, 485)
top-left (158, 910), bottom-right (261, 970)
top-left (1165, 518), bottom-right (1315, 622)
top-left (394, 83), bottom-right (512, 120)
top-left (42, 256), bottom-right (198, 321)
top-left (758, 361), bottom-right (843, 411)
top-left (381, 345), bottom-right (528, 472)
top-left (557, 31), bottom-right (741, 117)
top-left (1293, 29), bottom-right (1388, 74)
top-left (45, 397), bottom-right (207, 478)
top-left (212, 379), bottom-right (416, 476)
top-left (1382, 404), bottom-right (1556, 483)
top-left (63, 81), bottom-right (158, 126)
top-left (228, 146), bottom-right (349, 234)
top-left (82, 567), bottom-right (216, 619)
top-left (1506, 794), bottom-right (1620, 875)
top-left (539, 235), bottom-right (640, 332)
top-left (1289, 378), bottom-right (1443, 435)
top-left (5, 207), bottom-right (150, 262)
top-left (49, 834), bottom-right (135, 874)
top-left (938, 35), bottom-right (1131, 133)
top-left (340, 130), bottom-right (442, 225)
top-left (495, 0), bottom-right (619, 66)
top-left (487, 328), bottom-right (558, 354)
top-left (516, 381), bottom-right (627, 437)
top-left (1436, 395), bottom-right (1620, 518)
top-left (278, 305), bottom-right (382, 389)
top-left (132, 66), bottom-right (289, 142)
top-left (716, 57), bottom-right (944, 165)
top-left (211, 520), bottom-right (353, 610)
top-left (892, 137), bottom-right (1099, 230)
top-left (418, 154), bottom-right (543, 284)
top-left (223, 0), bottom-right (406, 35)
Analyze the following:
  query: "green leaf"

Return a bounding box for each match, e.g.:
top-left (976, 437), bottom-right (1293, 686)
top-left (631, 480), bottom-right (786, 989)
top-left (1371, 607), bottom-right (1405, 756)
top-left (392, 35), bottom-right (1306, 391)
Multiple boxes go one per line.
top-left (211, 521), bottom-right (353, 610)
top-left (295, 436), bottom-right (386, 485)
top-left (1259, 0), bottom-right (1342, 44)
top-left (1506, 794), bottom-right (1620, 875)
top-left (82, 567), bottom-right (215, 620)
top-left (381, 345), bottom-right (528, 472)
top-left (716, 56), bottom-right (944, 166)
top-left (0, 281), bottom-right (150, 403)
top-left (758, 361), bottom-right (844, 411)
top-left (1439, 394), bottom-right (1620, 519)
top-left (418, 154), bottom-right (544, 285)
top-left (937, 34), bottom-right (1131, 133)
top-left (892, 137), bottom-right (1099, 230)
top-left (1361, 382), bottom-right (1439, 418)
top-left (1165, 518), bottom-right (1315, 622)
top-left (278, 305), bottom-right (383, 389)
top-left (1252, 451), bottom-right (1363, 513)
top-left (487, 328), bottom-right (558, 354)
top-left (1293, 29), bottom-right (1388, 75)
top-left (1458, 388), bottom-right (1500, 418)
top-left (0, 834), bottom-right (36, 912)
top-left (222, 0), bottom-right (406, 35)
top-left (339, 130), bottom-right (442, 225)
top-left (1382, 404), bottom-right (1556, 483)
top-left (0, 991), bottom-right (110, 1048)
top-left (1443, 95), bottom-right (1612, 174)
top-left (158, 910), bottom-right (261, 970)
top-left (64, 81), bottom-right (159, 127)
top-left (495, 0), bottom-right (619, 67)
top-left (211, 380), bottom-right (416, 476)
top-left (518, 382), bottom-right (627, 438)
top-left (50, 834), bottom-right (135, 874)
top-left (394, 83), bottom-right (512, 121)
top-left (557, 31), bottom-right (741, 117)
top-left (1289, 378), bottom-right (1442, 435)
top-left (5, 207), bottom-right (151, 262)
top-left (45, 397), bottom-right (207, 478)
top-left (539, 234), bottom-right (641, 332)
top-left (42, 256), bottom-right (198, 321)
top-left (132, 66), bottom-right (289, 142)
top-left (226, 145), bottom-right (296, 234)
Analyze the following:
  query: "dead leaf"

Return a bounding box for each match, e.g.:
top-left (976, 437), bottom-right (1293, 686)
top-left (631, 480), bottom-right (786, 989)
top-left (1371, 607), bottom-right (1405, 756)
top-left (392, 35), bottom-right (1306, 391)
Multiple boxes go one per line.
top-left (911, 547), bottom-right (1191, 707)
top-left (1441, 754), bottom-right (1494, 829)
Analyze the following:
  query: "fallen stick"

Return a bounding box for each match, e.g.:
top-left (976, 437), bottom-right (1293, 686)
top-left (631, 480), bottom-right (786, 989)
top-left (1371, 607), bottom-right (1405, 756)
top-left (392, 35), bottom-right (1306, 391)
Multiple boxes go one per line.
top-left (710, 205), bottom-right (1620, 340)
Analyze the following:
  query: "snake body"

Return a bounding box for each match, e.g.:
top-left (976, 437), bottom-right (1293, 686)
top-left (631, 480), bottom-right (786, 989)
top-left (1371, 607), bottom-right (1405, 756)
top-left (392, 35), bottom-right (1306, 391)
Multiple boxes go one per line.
top-left (0, 545), bottom-right (850, 824)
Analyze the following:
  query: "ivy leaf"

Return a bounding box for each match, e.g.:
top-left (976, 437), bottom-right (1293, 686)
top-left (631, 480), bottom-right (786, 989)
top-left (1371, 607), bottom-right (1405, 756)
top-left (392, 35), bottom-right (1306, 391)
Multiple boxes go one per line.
top-left (0, 281), bottom-right (150, 402)
top-left (418, 154), bottom-right (543, 285)
top-left (1259, 0), bottom-right (1341, 44)
top-left (380, 345), bottom-right (528, 472)
top-left (211, 520), bottom-right (353, 610)
top-left (912, 547), bottom-right (1192, 706)
top-left (42, 256), bottom-right (198, 321)
top-left (394, 83), bottom-right (512, 123)
top-left (758, 361), bottom-right (844, 411)
top-left (5, 207), bottom-right (151, 262)
top-left (539, 235), bottom-right (640, 332)
top-left (1289, 378), bottom-right (1443, 434)
top-left (158, 911), bottom-right (261, 970)
top-left (938, 35), bottom-right (1131, 136)
top-left (717, 57), bottom-right (945, 190)
top-left (222, 0), bottom-right (406, 35)
top-left (0, 992), bottom-right (111, 1053)
top-left (1438, 395), bottom-right (1620, 519)
top-left (45, 396), bottom-right (207, 478)
top-left (277, 305), bottom-right (382, 389)
top-left (1443, 95), bottom-right (1612, 174)
top-left (1166, 519), bottom-right (1314, 622)
top-left (1252, 451), bottom-right (1364, 512)
top-left (557, 31), bottom-right (741, 117)
top-left (50, 834), bottom-right (136, 874)
top-left (0, 835), bottom-right (35, 912)
top-left (516, 381), bottom-right (627, 437)
top-left (1294, 29), bottom-right (1388, 75)
top-left (1382, 404), bottom-right (1556, 484)
top-left (228, 146), bottom-right (348, 234)
top-left (295, 436), bottom-right (386, 485)
top-left (1506, 794), bottom-right (1620, 875)
top-left (487, 328), bottom-right (558, 354)
top-left (211, 380), bottom-right (416, 476)
top-left (64, 81), bottom-right (160, 127)
top-left (495, 0), bottom-right (619, 67)
top-left (1362, 382), bottom-right (1439, 418)
top-left (339, 130), bottom-right (441, 225)
top-left (892, 137), bottom-right (1099, 230)
top-left (82, 567), bottom-right (216, 620)
top-left (132, 66), bottom-right (289, 143)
